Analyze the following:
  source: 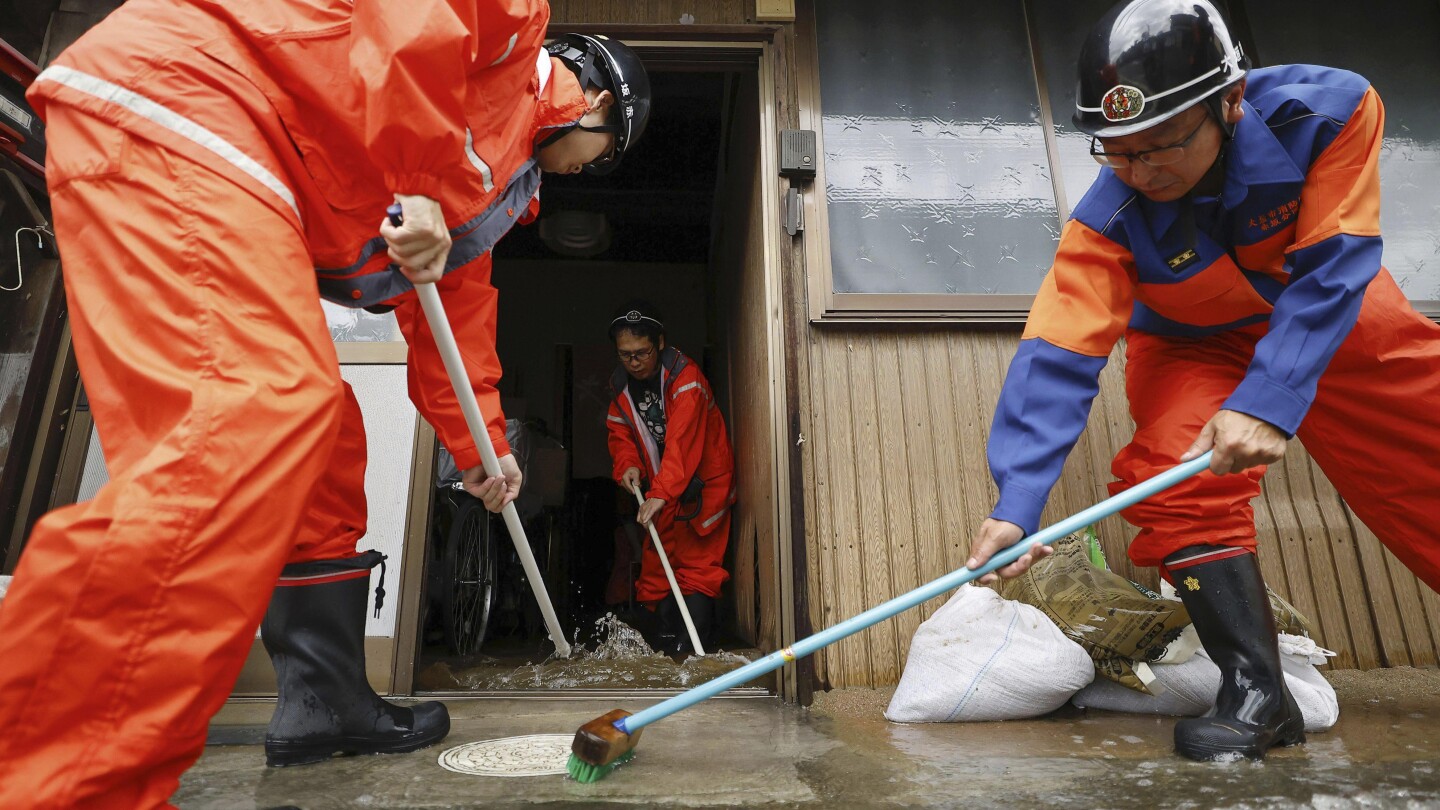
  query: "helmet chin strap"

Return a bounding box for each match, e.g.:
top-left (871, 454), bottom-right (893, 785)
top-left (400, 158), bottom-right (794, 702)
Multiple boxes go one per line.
top-left (1178, 107), bottom-right (1233, 251)
top-left (537, 123), bottom-right (576, 150)
top-left (1206, 93), bottom-right (1239, 140)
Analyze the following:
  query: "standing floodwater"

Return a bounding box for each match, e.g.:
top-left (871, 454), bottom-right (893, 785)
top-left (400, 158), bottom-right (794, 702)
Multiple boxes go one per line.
top-left (417, 614), bottom-right (761, 691)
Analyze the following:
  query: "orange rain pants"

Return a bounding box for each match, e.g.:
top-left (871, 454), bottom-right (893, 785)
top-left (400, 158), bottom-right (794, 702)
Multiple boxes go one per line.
top-left (637, 510), bottom-right (733, 604)
top-left (0, 107), bottom-right (368, 808)
top-left (1112, 268), bottom-right (1440, 591)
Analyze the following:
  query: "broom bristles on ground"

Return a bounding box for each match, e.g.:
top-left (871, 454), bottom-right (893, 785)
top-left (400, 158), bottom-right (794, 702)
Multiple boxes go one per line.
top-left (567, 749), bottom-right (634, 783)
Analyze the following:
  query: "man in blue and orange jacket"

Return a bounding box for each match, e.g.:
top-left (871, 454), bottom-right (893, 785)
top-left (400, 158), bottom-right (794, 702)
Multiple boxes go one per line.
top-left (966, 0), bottom-right (1440, 763)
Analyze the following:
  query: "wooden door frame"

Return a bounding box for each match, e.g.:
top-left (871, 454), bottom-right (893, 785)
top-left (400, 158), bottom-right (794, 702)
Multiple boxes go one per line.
top-left (541, 27), bottom-right (804, 701)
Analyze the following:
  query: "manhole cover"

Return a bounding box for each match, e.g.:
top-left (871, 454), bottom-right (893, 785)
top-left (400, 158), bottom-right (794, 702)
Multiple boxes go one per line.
top-left (437, 734), bottom-right (573, 777)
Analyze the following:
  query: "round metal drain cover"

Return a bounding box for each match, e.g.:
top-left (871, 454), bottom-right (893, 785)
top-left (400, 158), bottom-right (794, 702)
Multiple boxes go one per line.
top-left (437, 734), bottom-right (572, 777)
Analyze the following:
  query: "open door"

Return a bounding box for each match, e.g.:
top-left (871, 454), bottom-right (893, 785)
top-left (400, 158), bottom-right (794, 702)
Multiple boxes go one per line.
top-left (409, 40), bottom-right (797, 698)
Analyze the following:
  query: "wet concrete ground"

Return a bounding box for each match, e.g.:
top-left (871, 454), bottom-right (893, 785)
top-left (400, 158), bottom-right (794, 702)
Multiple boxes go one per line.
top-left (179, 667), bottom-right (1440, 809)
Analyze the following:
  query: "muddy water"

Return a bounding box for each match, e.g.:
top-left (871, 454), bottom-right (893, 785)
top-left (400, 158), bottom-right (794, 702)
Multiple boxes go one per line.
top-left (805, 670), bottom-right (1440, 808)
top-left (416, 614), bottom-right (763, 691)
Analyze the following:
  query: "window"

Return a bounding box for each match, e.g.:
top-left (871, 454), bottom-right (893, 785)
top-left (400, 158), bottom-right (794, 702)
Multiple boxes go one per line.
top-left (804, 0), bottom-right (1110, 320)
top-left (1239, 0), bottom-right (1440, 315)
top-left (803, 0), bottom-right (1440, 320)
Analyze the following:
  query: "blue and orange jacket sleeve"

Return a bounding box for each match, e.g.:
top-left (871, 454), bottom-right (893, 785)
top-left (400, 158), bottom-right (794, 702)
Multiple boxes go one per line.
top-left (1223, 88), bottom-right (1385, 435)
top-left (351, 0), bottom-right (543, 199)
top-left (988, 220), bottom-right (1136, 534)
top-left (396, 257), bottom-right (509, 470)
top-left (650, 367), bottom-right (710, 505)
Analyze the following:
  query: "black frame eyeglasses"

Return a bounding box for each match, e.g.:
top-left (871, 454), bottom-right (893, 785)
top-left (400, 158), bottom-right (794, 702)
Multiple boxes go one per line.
top-left (576, 122), bottom-right (620, 170)
top-left (1090, 117), bottom-right (1208, 168)
top-left (617, 347), bottom-right (655, 363)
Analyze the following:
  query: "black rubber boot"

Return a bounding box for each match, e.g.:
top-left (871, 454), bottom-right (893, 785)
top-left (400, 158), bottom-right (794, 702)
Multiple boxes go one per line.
top-left (1164, 545), bottom-right (1305, 761)
top-left (654, 595), bottom-right (682, 653)
top-left (656, 593), bottom-right (717, 654)
top-left (681, 592), bottom-right (717, 652)
top-left (262, 551), bottom-right (450, 767)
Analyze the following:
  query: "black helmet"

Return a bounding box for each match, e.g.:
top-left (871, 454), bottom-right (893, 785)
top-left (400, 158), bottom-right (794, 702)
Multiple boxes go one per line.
top-left (1073, 0), bottom-right (1247, 139)
top-left (546, 34), bottom-right (651, 175)
top-left (608, 300), bottom-right (665, 342)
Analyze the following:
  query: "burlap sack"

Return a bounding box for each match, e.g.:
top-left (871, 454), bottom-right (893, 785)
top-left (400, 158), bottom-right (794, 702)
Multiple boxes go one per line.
top-left (1001, 534), bottom-right (1317, 695)
top-left (1160, 578), bottom-right (1313, 638)
top-left (997, 536), bottom-right (1191, 694)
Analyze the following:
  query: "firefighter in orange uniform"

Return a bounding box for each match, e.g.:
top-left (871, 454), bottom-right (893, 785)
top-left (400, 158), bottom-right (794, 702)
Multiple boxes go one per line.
top-left (606, 302), bottom-right (736, 653)
top-left (0, 1), bottom-right (649, 805)
top-left (966, 0), bottom-right (1440, 764)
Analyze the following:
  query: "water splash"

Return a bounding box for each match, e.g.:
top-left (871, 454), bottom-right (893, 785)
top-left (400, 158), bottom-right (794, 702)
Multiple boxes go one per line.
top-left (584, 613), bottom-right (666, 661)
top-left (417, 614), bottom-right (759, 691)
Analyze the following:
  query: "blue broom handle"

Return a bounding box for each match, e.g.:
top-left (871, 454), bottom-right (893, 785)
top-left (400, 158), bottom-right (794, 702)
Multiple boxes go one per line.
top-left (616, 451), bottom-right (1213, 735)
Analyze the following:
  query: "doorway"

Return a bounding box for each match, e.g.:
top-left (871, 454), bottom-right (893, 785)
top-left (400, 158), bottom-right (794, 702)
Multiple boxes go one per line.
top-left (34, 38), bottom-right (795, 702)
top-left (410, 50), bottom-right (792, 696)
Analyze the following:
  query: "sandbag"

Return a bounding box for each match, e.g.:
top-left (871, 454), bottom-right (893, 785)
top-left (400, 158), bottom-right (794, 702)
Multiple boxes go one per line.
top-left (1159, 579), bottom-right (1313, 638)
top-left (886, 584), bottom-right (1094, 723)
top-left (1070, 634), bottom-right (1339, 732)
top-left (1071, 651), bottom-right (1218, 716)
top-left (997, 536), bottom-right (1192, 694)
top-left (1279, 634), bottom-right (1340, 732)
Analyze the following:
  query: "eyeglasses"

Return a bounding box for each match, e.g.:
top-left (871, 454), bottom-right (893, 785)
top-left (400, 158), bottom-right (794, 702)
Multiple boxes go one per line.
top-left (617, 347), bottom-right (654, 363)
top-left (587, 134), bottom-right (619, 170)
top-left (576, 120), bottom-right (620, 170)
top-left (1090, 117), bottom-right (1208, 168)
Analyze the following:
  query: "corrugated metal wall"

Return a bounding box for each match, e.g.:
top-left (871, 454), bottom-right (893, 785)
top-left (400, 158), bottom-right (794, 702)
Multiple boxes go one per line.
top-left (796, 329), bottom-right (1440, 688)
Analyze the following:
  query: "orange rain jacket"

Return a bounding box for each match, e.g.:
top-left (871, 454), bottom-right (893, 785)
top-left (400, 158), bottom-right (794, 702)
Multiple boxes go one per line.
top-left (28, 0), bottom-right (589, 466)
top-left (607, 348), bottom-right (737, 601)
top-left (607, 348), bottom-right (737, 534)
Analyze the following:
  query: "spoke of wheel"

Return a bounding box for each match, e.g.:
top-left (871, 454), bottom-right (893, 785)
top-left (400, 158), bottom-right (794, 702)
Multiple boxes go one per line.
top-left (453, 510), bottom-right (482, 653)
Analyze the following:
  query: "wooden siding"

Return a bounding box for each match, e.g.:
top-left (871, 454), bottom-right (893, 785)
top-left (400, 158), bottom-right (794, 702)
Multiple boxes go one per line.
top-left (549, 0), bottom-right (752, 25)
top-left (796, 328), bottom-right (1440, 688)
top-left (540, 1), bottom-right (1438, 687)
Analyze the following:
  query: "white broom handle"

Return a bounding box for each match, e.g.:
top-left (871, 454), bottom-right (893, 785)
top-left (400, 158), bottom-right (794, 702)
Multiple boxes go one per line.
top-left (632, 484), bottom-right (706, 656)
top-left (415, 282), bottom-right (571, 658)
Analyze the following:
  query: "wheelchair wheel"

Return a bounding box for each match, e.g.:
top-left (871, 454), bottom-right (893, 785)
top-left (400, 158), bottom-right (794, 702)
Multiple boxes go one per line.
top-left (441, 497), bottom-right (497, 656)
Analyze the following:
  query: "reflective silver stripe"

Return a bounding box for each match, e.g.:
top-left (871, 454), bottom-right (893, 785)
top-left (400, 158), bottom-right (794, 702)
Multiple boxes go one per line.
top-left (464, 128), bottom-right (494, 192)
top-left (1102, 194), bottom-right (1137, 235)
top-left (672, 381), bottom-right (702, 399)
top-left (606, 414), bottom-right (627, 424)
top-left (490, 33), bottom-right (519, 66)
top-left (701, 504), bottom-right (729, 529)
top-left (277, 571), bottom-right (365, 583)
top-left (536, 48), bottom-right (552, 92)
top-left (1075, 51), bottom-right (1240, 113)
top-left (35, 65), bottom-right (300, 221)
top-left (1165, 547), bottom-right (1247, 568)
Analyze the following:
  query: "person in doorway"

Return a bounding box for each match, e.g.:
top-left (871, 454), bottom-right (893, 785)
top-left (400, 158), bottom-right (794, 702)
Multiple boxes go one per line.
top-left (606, 301), bottom-right (736, 654)
top-left (0, 2), bottom-right (650, 805)
top-left (966, 0), bottom-right (1440, 763)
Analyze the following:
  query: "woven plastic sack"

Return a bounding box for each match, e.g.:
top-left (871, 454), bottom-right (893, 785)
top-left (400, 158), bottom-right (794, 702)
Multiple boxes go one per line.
top-left (1071, 650), bottom-right (1218, 716)
top-left (886, 585), bottom-right (1094, 723)
top-left (1070, 634), bottom-right (1338, 732)
top-left (1279, 634), bottom-right (1340, 731)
